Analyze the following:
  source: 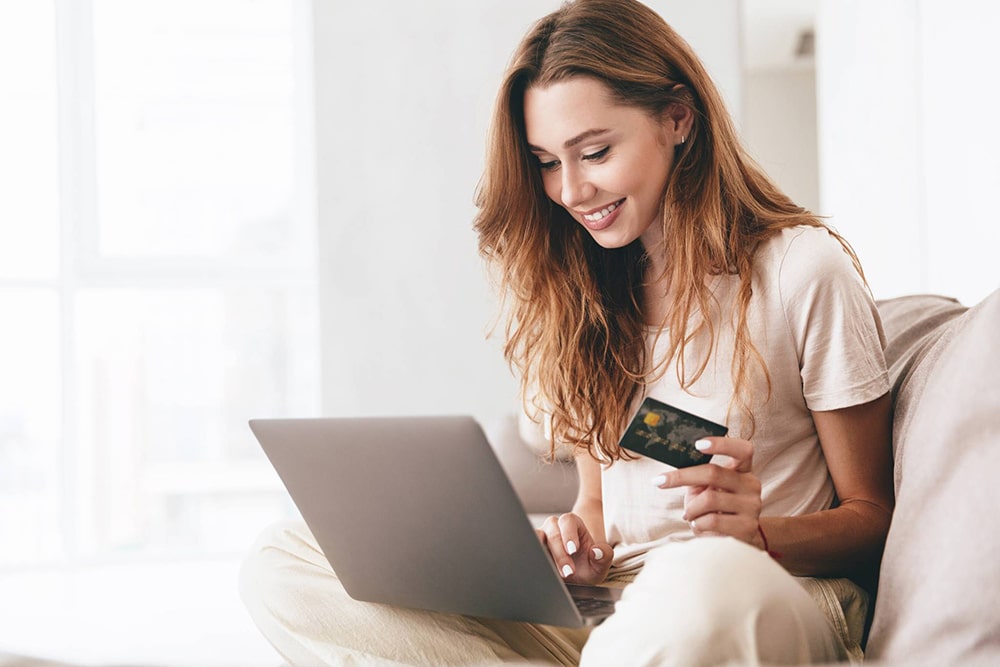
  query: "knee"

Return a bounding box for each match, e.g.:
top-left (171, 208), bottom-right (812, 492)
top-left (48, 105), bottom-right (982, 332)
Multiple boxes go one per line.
top-left (645, 535), bottom-right (779, 595)
top-left (624, 536), bottom-right (785, 615)
top-left (633, 537), bottom-right (789, 630)
top-left (582, 537), bottom-right (831, 666)
top-left (238, 519), bottom-right (320, 611)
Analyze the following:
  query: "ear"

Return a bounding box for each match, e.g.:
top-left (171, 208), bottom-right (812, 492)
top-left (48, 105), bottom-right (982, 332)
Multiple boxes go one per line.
top-left (660, 102), bottom-right (694, 148)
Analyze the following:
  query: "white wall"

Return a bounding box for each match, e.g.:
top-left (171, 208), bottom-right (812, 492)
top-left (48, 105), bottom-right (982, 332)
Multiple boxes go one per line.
top-left (313, 1), bottom-right (558, 423)
top-left (743, 67), bottom-right (820, 214)
top-left (312, 1), bottom-right (744, 421)
top-left (816, 0), bottom-right (1000, 305)
top-left (740, 0), bottom-right (821, 214)
top-left (656, 0), bottom-right (744, 123)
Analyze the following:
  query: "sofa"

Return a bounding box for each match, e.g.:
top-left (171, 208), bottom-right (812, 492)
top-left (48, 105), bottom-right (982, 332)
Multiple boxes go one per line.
top-left (484, 289), bottom-right (1000, 666)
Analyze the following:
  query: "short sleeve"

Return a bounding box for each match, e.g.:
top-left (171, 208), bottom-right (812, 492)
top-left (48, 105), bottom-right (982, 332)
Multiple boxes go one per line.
top-left (777, 228), bottom-right (890, 411)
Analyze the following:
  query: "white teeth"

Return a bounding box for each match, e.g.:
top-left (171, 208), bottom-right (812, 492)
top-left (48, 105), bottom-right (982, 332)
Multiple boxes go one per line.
top-left (583, 201), bottom-right (619, 222)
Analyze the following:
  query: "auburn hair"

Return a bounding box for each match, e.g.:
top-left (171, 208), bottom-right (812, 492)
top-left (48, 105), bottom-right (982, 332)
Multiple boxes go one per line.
top-left (473, 0), bottom-right (862, 461)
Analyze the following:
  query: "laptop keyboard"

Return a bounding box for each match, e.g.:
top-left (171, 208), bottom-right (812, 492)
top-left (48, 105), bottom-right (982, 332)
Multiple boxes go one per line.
top-left (574, 596), bottom-right (618, 615)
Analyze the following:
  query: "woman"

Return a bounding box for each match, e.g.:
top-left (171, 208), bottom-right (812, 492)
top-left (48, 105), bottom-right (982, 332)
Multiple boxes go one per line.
top-left (241, 1), bottom-right (893, 664)
top-left (475, 0), bottom-right (892, 660)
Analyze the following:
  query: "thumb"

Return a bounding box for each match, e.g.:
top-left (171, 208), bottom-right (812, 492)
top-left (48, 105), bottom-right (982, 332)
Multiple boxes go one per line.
top-left (589, 541), bottom-right (612, 564)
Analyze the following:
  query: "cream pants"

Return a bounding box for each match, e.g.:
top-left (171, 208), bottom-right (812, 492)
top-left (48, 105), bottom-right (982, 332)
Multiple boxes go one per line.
top-left (239, 520), bottom-right (861, 666)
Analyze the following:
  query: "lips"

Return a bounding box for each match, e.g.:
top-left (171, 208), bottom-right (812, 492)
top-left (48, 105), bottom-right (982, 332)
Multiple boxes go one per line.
top-left (579, 198), bottom-right (625, 231)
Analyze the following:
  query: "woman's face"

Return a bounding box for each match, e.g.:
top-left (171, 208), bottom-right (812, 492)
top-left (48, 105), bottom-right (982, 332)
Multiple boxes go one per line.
top-left (523, 76), bottom-right (682, 250)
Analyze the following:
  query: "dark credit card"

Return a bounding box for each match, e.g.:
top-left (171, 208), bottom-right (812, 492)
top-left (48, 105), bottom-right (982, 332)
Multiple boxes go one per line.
top-left (618, 396), bottom-right (728, 468)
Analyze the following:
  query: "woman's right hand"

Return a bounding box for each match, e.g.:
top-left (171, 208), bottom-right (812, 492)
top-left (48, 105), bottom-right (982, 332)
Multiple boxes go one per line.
top-left (535, 513), bottom-right (613, 585)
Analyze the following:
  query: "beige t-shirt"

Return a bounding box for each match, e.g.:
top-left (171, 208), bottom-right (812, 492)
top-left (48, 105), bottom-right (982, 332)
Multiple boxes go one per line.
top-left (603, 226), bottom-right (890, 574)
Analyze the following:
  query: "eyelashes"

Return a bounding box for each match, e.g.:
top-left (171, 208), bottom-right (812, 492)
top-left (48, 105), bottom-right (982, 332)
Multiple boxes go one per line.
top-left (583, 146), bottom-right (610, 162)
top-left (536, 146), bottom-right (611, 171)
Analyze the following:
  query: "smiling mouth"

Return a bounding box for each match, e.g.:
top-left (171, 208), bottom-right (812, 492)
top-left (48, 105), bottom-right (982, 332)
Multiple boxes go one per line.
top-left (582, 199), bottom-right (625, 222)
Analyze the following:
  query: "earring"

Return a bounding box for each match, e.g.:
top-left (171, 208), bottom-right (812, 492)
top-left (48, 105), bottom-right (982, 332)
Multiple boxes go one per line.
top-left (679, 135), bottom-right (686, 145)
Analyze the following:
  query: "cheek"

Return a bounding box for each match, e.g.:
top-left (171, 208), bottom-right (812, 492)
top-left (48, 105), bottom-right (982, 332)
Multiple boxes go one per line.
top-left (633, 158), bottom-right (672, 204)
top-left (540, 173), bottom-right (561, 205)
top-left (654, 150), bottom-right (675, 190)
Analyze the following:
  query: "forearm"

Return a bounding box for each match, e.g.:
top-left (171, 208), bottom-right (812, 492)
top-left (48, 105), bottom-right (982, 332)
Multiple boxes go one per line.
top-left (759, 500), bottom-right (892, 578)
top-left (571, 496), bottom-right (607, 545)
top-left (573, 452), bottom-right (608, 544)
top-left (761, 394), bottom-right (895, 578)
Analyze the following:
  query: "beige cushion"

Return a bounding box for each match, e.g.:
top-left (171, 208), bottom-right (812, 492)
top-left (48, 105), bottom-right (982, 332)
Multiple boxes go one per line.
top-left (483, 414), bottom-right (577, 515)
top-left (878, 294), bottom-right (967, 488)
top-left (866, 289), bottom-right (1000, 665)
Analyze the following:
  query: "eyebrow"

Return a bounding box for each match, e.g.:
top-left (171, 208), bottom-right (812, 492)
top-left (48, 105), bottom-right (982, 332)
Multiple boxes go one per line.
top-left (528, 128), bottom-right (612, 153)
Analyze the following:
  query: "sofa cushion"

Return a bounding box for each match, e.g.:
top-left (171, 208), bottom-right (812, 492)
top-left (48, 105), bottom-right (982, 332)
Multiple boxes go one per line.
top-left (877, 294), bottom-right (967, 489)
top-left (866, 289), bottom-right (1000, 665)
top-left (483, 414), bottom-right (578, 515)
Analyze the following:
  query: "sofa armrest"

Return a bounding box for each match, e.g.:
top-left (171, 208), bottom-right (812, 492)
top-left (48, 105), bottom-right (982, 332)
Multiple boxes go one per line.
top-left (867, 289), bottom-right (1000, 665)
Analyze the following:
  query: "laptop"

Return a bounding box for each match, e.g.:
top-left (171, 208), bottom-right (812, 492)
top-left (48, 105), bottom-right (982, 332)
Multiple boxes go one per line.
top-left (249, 415), bottom-right (621, 627)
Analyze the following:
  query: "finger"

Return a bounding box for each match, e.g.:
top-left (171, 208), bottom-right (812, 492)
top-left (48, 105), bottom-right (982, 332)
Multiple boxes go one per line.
top-left (682, 484), bottom-right (709, 518)
top-left (541, 515), bottom-right (575, 578)
top-left (590, 540), bottom-right (612, 565)
top-left (654, 463), bottom-right (743, 493)
top-left (689, 511), bottom-right (758, 543)
top-left (557, 513), bottom-right (586, 557)
top-left (694, 437), bottom-right (754, 472)
top-left (682, 484), bottom-right (708, 512)
top-left (683, 486), bottom-right (761, 521)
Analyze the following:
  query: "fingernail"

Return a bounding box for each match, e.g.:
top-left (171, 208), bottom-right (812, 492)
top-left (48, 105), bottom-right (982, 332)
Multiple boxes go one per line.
top-left (694, 439), bottom-right (711, 451)
top-left (561, 564), bottom-right (573, 578)
top-left (652, 474), bottom-right (667, 487)
top-left (566, 540), bottom-right (578, 555)
top-left (592, 547), bottom-right (604, 560)
top-left (689, 520), bottom-right (697, 531)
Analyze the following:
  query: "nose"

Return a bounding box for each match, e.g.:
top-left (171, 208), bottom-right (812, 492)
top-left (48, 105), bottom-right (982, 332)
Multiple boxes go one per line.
top-left (560, 166), bottom-right (596, 210)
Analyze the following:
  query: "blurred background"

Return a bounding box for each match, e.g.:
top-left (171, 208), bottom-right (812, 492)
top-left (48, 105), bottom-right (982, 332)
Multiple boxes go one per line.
top-left (0, 0), bottom-right (996, 665)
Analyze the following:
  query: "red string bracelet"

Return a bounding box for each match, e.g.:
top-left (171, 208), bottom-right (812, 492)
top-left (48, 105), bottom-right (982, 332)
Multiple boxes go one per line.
top-left (757, 523), bottom-right (782, 560)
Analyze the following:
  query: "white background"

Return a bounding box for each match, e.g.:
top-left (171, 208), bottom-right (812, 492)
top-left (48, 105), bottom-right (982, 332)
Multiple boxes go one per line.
top-left (1, 1), bottom-right (997, 665)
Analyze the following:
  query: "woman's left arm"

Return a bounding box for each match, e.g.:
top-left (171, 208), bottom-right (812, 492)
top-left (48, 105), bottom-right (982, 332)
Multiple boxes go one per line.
top-left (762, 391), bottom-right (894, 577)
top-left (662, 392), bottom-right (894, 578)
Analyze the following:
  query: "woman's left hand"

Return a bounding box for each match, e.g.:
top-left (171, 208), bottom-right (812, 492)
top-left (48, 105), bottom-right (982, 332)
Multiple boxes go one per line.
top-left (653, 437), bottom-right (763, 547)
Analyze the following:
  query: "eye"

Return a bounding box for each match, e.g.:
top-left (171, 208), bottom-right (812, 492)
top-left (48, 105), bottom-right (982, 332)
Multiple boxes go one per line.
top-left (582, 146), bottom-right (610, 161)
top-left (537, 158), bottom-right (560, 171)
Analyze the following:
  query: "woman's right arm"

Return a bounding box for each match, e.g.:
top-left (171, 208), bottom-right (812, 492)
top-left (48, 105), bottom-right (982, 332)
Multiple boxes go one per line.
top-left (572, 451), bottom-right (607, 544)
top-left (536, 451), bottom-right (612, 584)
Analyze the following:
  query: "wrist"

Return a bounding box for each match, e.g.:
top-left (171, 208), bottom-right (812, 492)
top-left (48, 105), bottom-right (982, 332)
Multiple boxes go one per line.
top-left (757, 521), bottom-right (782, 560)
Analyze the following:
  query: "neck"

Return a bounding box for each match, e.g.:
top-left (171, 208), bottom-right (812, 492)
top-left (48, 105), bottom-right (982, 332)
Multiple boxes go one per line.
top-left (639, 222), bottom-right (672, 327)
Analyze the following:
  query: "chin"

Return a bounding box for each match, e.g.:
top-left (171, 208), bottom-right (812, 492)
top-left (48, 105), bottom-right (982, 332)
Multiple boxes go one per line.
top-left (586, 229), bottom-right (637, 250)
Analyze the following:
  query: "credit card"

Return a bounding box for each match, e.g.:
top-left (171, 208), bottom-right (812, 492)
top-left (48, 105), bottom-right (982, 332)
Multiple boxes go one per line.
top-left (618, 396), bottom-right (728, 468)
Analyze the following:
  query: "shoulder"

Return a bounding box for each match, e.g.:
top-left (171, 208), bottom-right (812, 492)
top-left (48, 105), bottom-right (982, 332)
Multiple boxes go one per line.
top-left (754, 225), bottom-right (864, 303)
top-left (756, 225), bottom-right (854, 277)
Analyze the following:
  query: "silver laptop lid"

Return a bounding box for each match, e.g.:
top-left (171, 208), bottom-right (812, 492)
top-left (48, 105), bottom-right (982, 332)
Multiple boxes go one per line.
top-left (250, 415), bottom-right (605, 627)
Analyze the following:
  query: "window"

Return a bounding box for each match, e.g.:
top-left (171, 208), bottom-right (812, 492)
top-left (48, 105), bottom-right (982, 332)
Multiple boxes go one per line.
top-left (0, 0), bottom-right (318, 566)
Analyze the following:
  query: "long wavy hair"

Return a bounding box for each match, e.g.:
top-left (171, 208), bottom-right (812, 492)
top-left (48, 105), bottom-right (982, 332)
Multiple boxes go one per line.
top-left (474, 0), bottom-right (862, 461)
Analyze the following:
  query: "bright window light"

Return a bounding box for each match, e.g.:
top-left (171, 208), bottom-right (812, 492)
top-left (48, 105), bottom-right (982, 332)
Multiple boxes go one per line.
top-left (0, 0), bottom-right (317, 568)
